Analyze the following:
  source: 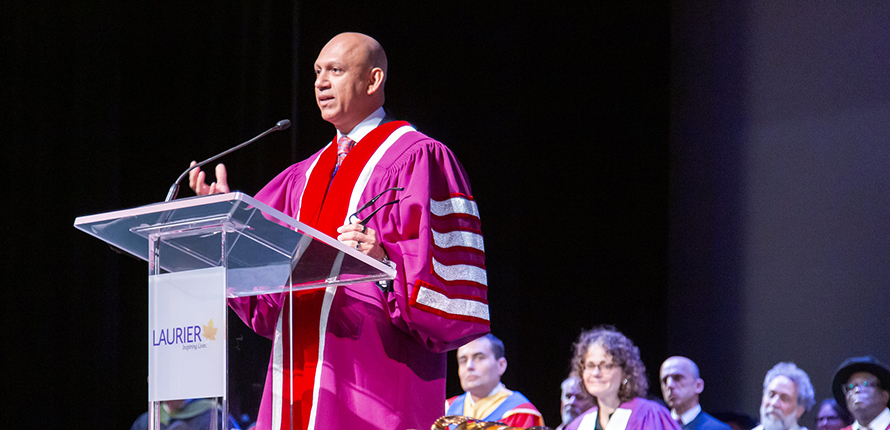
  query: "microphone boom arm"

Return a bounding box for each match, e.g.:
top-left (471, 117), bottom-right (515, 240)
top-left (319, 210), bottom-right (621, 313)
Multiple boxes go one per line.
top-left (164, 119), bottom-right (291, 202)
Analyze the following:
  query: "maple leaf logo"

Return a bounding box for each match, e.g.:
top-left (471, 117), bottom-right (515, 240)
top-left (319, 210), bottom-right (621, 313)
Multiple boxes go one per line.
top-left (202, 319), bottom-right (219, 341)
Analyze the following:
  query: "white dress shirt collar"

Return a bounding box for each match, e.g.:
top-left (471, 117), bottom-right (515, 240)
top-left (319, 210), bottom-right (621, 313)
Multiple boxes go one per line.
top-left (337, 107), bottom-right (386, 143)
top-left (854, 407), bottom-right (890, 430)
top-left (672, 404), bottom-right (702, 425)
top-left (466, 382), bottom-right (504, 407)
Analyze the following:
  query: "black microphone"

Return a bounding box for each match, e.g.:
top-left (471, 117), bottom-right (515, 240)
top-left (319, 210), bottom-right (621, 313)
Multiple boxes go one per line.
top-left (164, 119), bottom-right (291, 202)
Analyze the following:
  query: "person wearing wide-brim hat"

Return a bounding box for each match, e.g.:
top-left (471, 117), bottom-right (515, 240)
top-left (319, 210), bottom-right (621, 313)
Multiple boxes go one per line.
top-left (831, 356), bottom-right (890, 430)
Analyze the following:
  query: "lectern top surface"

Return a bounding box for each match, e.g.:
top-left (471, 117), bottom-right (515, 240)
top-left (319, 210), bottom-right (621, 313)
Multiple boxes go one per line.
top-left (74, 192), bottom-right (395, 296)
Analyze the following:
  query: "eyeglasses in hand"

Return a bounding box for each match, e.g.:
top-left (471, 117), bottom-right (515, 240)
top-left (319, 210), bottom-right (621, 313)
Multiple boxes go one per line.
top-left (348, 187), bottom-right (403, 229)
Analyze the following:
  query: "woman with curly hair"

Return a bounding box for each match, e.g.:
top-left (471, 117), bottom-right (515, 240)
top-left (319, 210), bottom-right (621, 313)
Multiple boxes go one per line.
top-left (564, 326), bottom-right (680, 430)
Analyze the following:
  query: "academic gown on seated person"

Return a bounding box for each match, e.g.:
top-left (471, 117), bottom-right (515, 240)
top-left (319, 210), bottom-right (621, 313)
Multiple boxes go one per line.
top-left (564, 397), bottom-right (682, 430)
top-left (229, 121), bottom-right (490, 430)
top-left (445, 388), bottom-right (545, 428)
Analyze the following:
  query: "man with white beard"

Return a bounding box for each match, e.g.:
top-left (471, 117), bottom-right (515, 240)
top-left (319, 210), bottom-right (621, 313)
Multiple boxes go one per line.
top-left (753, 362), bottom-right (816, 430)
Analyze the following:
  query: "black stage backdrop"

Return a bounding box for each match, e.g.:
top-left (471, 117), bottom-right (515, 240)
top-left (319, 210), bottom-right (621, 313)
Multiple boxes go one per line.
top-left (5, 1), bottom-right (889, 429)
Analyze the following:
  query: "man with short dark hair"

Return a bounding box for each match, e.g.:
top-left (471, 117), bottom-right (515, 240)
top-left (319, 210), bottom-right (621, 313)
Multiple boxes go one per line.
top-left (831, 356), bottom-right (890, 430)
top-left (446, 334), bottom-right (544, 427)
top-left (816, 398), bottom-right (852, 430)
top-left (752, 362), bottom-right (815, 430)
top-left (660, 356), bottom-right (732, 430)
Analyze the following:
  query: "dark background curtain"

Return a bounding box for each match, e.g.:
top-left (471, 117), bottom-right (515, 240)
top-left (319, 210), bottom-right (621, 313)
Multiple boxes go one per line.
top-left (4, 1), bottom-right (888, 429)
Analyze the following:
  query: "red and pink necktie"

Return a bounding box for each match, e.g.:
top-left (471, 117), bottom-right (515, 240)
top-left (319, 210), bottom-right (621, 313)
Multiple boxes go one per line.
top-left (333, 135), bottom-right (355, 176)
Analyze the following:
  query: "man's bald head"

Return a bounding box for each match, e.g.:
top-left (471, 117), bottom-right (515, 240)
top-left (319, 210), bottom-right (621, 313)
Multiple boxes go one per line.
top-left (663, 356), bottom-right (700, 379)
top-left (324, 33), bottom-right (388, 77)
top-left (660, 356), bottom-right (705, 415)
top-left (314, 32), bottom-right (388, 132)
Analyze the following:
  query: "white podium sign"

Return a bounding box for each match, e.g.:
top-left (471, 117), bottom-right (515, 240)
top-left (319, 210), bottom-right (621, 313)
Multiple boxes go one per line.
top-left (148, 267), bottom-right (226, 401)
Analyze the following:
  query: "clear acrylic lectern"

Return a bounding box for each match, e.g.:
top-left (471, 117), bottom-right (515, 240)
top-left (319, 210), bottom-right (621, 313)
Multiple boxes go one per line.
top-left (74, 192), bottom-right (395, 430)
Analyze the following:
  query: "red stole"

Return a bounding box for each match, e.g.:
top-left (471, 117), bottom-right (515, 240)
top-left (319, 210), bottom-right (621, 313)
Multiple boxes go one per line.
top-left (299, 120), bottom-right (409, 237)
top-left (278, 120), bottom-right (409, 430)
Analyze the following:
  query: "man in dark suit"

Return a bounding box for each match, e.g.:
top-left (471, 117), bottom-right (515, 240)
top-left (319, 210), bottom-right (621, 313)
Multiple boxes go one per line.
top-left (661, 356), bottom-right (732, 430)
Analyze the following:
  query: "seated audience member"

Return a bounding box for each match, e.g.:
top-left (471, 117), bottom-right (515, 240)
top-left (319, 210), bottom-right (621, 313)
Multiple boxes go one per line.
top-left (557, 375), bottom-right (596, 430)
top-left (831, 356), bottom-right (890, 430)
top-left (446, 334), bottom-right (545, 427)
top-left (130, 398), bottom-right (240, 430)
top-left (816, 398), bottom-right (852, 430)
top-left (563, 326), bottom-right (680, 430)
top-left (752, 362), bottom-right (815, 430)
top-left (660, 356), bottom-right (732, 430)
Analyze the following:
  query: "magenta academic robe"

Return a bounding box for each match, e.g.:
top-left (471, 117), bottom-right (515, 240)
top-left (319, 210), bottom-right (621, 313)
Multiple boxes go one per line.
top-left (229, 121), bottom-right (490, 430)
top-left (564, 397), bottom-right (682, 430)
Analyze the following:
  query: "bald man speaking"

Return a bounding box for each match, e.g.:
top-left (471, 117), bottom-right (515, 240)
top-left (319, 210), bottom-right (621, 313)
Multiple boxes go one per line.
top-left (191, 33), bottom-right (489, 430)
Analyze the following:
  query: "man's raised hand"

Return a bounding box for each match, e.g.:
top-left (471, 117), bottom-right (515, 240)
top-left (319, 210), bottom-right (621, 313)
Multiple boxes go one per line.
top-left (188, 161), bottom-right (230, 196)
